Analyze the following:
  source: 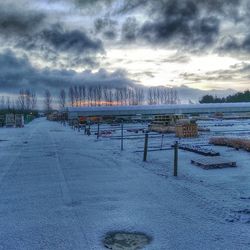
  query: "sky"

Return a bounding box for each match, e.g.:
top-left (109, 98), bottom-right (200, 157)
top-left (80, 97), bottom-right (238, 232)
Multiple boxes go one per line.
top-left (0, 0), bottom-right (250, 99)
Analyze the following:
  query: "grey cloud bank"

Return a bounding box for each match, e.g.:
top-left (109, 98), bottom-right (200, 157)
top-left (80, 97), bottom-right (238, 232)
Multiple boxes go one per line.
top-left (0, 0), bottom-right (249, 98)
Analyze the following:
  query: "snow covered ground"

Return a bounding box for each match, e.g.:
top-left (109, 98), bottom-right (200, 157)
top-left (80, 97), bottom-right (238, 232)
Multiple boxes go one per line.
top-left (0, 118), bottom-right (249, 249)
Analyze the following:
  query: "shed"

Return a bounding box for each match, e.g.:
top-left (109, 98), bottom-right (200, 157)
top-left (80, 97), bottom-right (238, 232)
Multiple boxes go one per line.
top-left (5, 114), bottom-right (15, 127)
top-left (15, 114), bottom-right (24, 127)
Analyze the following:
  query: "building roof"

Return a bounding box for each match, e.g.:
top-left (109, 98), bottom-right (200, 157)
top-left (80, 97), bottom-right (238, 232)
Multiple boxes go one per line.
top-left (64, 103), bottom-right (250, 118)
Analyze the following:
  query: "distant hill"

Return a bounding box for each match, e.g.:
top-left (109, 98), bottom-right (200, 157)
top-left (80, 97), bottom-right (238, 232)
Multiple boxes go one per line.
top-left (175, 85), bottom-right (237, 103)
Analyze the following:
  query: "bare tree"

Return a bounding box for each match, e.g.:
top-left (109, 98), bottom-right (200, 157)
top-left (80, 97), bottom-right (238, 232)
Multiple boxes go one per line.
top-left (81, 85), bottom-right (86, 106)
top-left (88, 86), bottom-right (94, 106)
top-left (135, 88), bottom-right (144, 105)
top-left (0, 96), bottom-right (5, 109)
top-left (31, 91), bottom-right (37, 110)
top-left (68, 86), bottom-right (74, 107)
top-left (108, 88), bottom-right (113, 106)
top-left (103, 86), bottom-right (109, 106)
top-left (6, 96), bottom-right (11, 110)
top-left (118, 88), bottom-right (124, 105)
top-left (95, 85), bottom-right (102, 106)
top-left (59, 89), bottom-right (66, 109)
top-left (174, 89), bottom-right (178, 104)
top-left (163, 88), bottom-right (168, 104)
top-left (25, 89), bottom-right (31, 110)
top-left (44, 89), bottom-right (53, 113)
top-left (74, 86), bottom-right (79, 106)
top-left (78, 86), bottom-right (83, 106)
top-left (148, 88), bottom-right (154, 105)
top-left (11, 99), bottom-right (16, 110)
top-left (17, 89), bottom-right (26, 111)
top-left (114, 88), bottom-right (120, 105)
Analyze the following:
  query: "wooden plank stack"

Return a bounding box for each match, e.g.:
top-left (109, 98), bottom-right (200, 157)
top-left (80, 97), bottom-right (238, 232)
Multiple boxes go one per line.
top-left (177, 144), bottom-right (220, 156)
top-left (210, 137), bottom-right (250, 152)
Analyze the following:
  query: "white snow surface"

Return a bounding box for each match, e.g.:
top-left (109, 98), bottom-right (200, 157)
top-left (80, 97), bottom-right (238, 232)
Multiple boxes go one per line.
top-left (0, 118), bottom-right (249, 250)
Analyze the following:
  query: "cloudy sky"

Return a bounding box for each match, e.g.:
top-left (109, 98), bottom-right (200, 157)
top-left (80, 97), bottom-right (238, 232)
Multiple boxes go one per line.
top-left (0, 0), bottom-right (250, 98)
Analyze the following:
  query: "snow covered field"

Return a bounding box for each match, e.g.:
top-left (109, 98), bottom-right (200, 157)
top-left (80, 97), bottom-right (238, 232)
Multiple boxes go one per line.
top-left (0, 118), bottom-right (249, 249)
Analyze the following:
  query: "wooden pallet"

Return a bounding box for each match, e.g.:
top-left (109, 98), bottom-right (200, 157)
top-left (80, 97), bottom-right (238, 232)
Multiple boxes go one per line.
top-left (191, 157), bottom-right (236, 169)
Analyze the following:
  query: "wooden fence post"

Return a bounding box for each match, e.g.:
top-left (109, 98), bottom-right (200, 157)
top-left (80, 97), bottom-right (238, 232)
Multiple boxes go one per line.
top-left (121, 122), bottom-right (124, 151)
top-left (174, 141), bottom-right (178, 176)
top-left (97, 122), bottom-right (100, 139)
top-left (143, 131), bottom-right (149, 161)
top-left (160, 134), bottom-right (164, 149)
top-left (87, 124), bottom-right (91, 136)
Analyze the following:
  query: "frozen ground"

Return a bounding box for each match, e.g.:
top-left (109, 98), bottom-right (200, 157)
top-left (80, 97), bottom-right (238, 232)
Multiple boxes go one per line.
top-left (0, 118), bottom-right (249, 249)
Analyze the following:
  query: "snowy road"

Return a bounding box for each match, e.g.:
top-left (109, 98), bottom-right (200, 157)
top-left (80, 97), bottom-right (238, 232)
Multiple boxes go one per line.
top-left (0, 118), bottom-right (249, 249)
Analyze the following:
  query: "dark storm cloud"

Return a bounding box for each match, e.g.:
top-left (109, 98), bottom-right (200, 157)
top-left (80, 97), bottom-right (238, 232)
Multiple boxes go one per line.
top-left (121, 17), bottom-right (139, 42)
top-left (70, 0), bottom-right (237, 50)
top-left (126, 0), bottom-right (221, 49)
top-left (41, 24), bottom-right (104, 54)
top-left (116, 0), bottom-right (149, 14)
top-left (0, 50), bottom-right (134, 93)
top-left (18, 24), bottom-right (104, 54)
top-left (218, 35), bottom-right (250, 55)
top-left (14, 24), bottom-right (105, 68)
top-left (0, 0), bottom-right (248, 97)
top-left (0, 7), bottom-right (45, 36)
top-left (140, 14), bottom-right (219, 49)
top-left (116, 0), bottom-right (242, 51)
top-left (117, 0), bottom-right (240, 15)
top-left (0, 50), bottom-right (34, 89)
top-left (0, 2), bottom-right (104, 68)
top-left (75, 0), bottom-right (113, 5)
top-left (94, 17), bottom-right (118, 40)
top-left (0, 0), bottom-right (245, 57)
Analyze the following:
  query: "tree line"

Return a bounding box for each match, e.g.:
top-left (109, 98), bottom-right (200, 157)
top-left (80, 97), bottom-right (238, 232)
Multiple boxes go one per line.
top-left (0, 89), bottom-right (37, 111)
top-left (58, 85), bottom-right (179, 109)
top-left (199, 90), bottom-right (250, 103)
top-left (0, 85), bottom-right (179, 113)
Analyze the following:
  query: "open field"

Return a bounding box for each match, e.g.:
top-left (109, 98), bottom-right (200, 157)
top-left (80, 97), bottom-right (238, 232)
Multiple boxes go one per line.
top-left (0, 118), bottom-right (249, 249)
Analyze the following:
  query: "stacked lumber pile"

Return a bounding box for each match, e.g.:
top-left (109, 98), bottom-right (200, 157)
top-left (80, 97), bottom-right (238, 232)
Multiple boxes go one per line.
top-left (177, 144), bottom-right (220, 156)
top-left (209, 137), bottom-right (250, 152)
top-left (149, 124), bottom-right (175, 133)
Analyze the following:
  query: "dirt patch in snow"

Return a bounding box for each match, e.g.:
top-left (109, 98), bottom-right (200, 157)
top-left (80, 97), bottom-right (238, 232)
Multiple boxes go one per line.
top-left (103, 231), bottom-right (152, 250)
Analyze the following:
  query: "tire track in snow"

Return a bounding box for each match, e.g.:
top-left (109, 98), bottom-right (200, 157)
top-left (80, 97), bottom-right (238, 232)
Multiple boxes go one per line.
top-left (47, 130), bottom-right (95, 250)
top-left (50, 126), bottom-right (144, 249)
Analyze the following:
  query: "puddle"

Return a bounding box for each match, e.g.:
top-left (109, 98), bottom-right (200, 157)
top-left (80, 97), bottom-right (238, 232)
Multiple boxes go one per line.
top-left (103, 231), bottom-right (152, 250)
